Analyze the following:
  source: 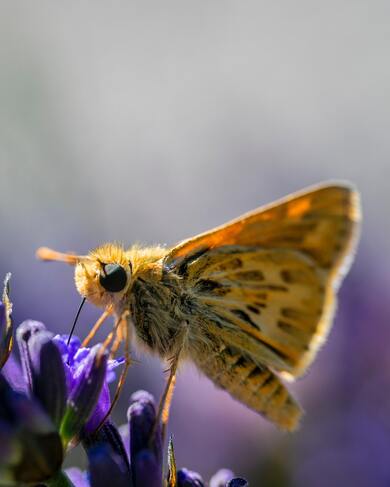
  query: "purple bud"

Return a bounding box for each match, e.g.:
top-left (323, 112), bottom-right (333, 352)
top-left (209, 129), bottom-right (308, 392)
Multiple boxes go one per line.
top-left (177, 468), bottom-right (205, 486)
top-left (83, 421), bottom-right (130, 476)
top-left (209, 469), bottom-right (235, 487)
top-left (20, 327), bottom-right (67, 427)
top-left (0, 274), bottom-right (13, 370)
top-left (60, 345), bottom-right (108, 445)
top-left (227, 479), bottom-right (249, 487)
top-left (88, 444), bottom-right (131, 487)
top-left (16, 320), bottom-right (46, 390)
top-left (127, 390), bottom-right (162, 487)
top-left (132, 449), bottom-right (162, 487)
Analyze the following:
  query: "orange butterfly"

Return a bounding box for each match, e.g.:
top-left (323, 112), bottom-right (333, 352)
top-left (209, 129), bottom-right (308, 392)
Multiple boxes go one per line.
top-left (37, 182), bottom-right (361, 432)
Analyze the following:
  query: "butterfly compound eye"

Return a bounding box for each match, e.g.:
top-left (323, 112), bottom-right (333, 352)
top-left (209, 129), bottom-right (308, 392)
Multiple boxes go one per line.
top-left (99, 264), bottom-right (128, 293)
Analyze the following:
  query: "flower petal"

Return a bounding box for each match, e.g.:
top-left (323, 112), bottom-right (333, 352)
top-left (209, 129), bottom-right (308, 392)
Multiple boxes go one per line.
top-left (53, 335), bottom-right (82, 367)
top-left (28, 330), bottom-right (67, 427)
top-left (83, 382), bottom-right (111, 435)
top-left (60, 345), bottom-right (108, 445)
top-left (16, 320), bottom-right (46, 390)
top-left (2, 354), bottom-right (25, 394)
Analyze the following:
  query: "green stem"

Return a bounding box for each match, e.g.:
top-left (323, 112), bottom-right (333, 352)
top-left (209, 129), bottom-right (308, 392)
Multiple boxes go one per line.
top-left (45, 470), bottom-right (76, 487)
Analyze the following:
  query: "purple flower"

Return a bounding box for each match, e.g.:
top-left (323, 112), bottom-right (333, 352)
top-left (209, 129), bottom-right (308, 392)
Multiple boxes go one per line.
top-left (15, 321), bottom-right (111, 448)
top-left (53, 334), bottom-right (123, 436)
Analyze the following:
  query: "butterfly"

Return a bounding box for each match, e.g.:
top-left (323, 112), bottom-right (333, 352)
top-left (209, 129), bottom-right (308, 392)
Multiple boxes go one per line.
top-left (37, 182), bottom-right (361, 432)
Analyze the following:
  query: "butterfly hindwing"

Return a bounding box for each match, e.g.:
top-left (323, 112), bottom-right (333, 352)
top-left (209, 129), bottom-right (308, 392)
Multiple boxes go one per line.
top-left (193, 342), bottom-right (303, 431)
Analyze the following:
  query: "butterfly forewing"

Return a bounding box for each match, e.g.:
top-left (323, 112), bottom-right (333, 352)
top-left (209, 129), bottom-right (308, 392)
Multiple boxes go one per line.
top-left (167, 183), bottom-right (360, 278)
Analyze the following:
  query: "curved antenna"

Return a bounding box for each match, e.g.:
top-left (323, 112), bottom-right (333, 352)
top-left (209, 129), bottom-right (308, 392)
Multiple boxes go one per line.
top-left (67, 297), bottom-right (86, 346)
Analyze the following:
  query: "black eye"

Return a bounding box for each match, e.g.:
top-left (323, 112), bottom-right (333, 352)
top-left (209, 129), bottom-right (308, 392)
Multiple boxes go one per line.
top-left (99, 264), bottom-right (127, 293)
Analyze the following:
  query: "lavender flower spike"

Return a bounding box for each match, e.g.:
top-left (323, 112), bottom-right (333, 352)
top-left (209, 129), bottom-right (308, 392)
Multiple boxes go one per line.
top-left (128, 390), bottom-right (163, 487)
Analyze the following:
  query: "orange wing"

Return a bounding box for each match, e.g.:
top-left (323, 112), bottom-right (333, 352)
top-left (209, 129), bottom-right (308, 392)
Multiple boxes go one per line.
top-left (167, 182), bottom-right (360, 287)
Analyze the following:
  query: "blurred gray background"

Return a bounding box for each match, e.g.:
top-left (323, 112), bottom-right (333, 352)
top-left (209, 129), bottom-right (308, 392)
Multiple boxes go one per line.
top-left (0, 2), bottom-right (389, 485)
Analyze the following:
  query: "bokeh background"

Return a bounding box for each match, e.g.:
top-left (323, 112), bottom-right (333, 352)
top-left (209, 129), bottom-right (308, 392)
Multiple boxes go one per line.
top-left (1, 2), bottom-right (389, 486)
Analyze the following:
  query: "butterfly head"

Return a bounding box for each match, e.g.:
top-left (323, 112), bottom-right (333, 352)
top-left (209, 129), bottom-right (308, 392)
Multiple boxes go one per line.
top-left (36, 243), bottom-right (132, 308)
top-left (75, 243), bottom-right (131, 307)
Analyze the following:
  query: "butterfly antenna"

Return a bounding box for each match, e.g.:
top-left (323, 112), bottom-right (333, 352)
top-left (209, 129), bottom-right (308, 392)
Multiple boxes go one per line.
top-left (36, 247), bottom-right (86, 265)
top-left (67, 297), bottom-right (86, 346)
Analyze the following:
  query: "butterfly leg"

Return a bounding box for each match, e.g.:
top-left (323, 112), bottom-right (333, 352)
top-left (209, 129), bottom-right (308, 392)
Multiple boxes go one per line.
top-left (109, 310), bottom-right (130, 359)
top-left (82, 305), bottom-right (113, 347)
top-left (94, 310), bottom-right (132, 433)
top-left (151, 322), bottom-right (189, 445)
top-left (149, 354), bottom-right (179, 446)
